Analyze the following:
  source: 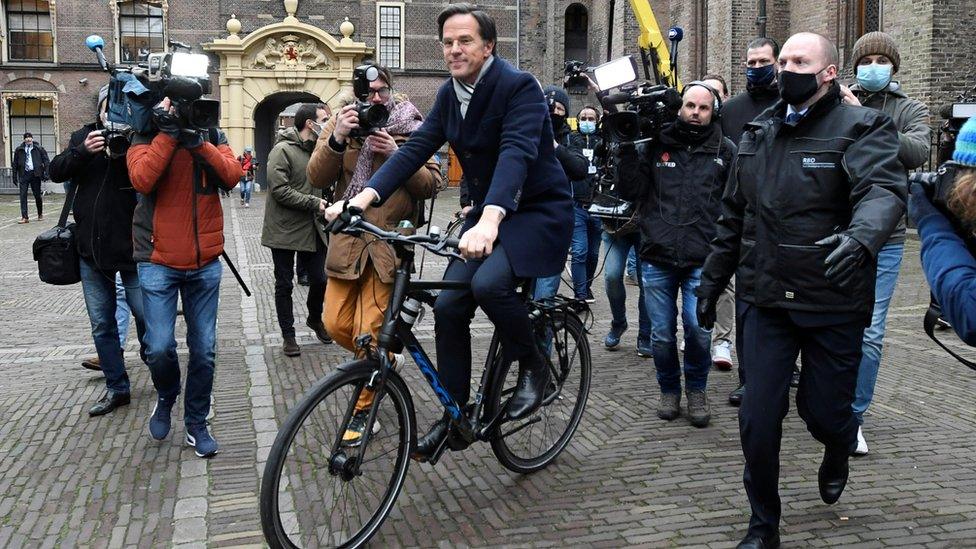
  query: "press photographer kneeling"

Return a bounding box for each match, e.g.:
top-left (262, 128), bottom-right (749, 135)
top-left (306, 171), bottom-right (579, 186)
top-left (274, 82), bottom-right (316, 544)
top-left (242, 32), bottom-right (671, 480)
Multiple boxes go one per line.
top-left (910, 117), bottom-right (976, 348)
top-left (616, 82), bottom-right (736, 427)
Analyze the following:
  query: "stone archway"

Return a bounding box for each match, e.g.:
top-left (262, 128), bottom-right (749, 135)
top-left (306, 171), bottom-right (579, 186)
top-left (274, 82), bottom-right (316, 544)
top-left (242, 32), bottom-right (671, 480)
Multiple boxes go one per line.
top-left (203, 6), bottom-right (372, 154)
top-left (252, 91), bottom-right (321, 188)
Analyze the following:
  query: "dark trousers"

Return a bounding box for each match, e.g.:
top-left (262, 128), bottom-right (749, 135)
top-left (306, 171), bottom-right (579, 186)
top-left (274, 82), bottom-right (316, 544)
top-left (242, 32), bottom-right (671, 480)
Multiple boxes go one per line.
top-left (738, 304), bottom-right (864, 537)
top-left (19, 174), bottom-right (43, 219)
top-left (271, 239), bottom-right (326, 338)
top-left (433, 244), bottom-right (534, 406)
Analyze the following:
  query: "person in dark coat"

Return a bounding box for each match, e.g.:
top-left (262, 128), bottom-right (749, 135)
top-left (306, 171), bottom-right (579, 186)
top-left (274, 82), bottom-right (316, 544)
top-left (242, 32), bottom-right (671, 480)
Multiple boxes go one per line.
top-left (696, 33), bottom-right (907, 549)
top-left (13, 132), bottom-right (50, 223)
top-left (716, 36), bottom-right (783, 406)
top-left (326, 3), bottom-right (573, 461)
top-left (49, 88), bottom-right (146, 417)
top-left (618, 82), bottom-right (736, 430)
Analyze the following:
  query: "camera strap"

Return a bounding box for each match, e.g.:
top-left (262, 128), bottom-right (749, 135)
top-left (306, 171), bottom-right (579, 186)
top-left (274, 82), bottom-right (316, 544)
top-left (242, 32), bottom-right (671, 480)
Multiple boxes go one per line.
top-left (923, 297), bottom-right (976, 371)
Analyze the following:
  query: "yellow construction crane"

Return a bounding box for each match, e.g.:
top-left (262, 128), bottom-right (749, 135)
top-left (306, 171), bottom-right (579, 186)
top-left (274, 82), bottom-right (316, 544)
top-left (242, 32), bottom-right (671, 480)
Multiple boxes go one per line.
top-left (629, 0), bottom-right (682, 89)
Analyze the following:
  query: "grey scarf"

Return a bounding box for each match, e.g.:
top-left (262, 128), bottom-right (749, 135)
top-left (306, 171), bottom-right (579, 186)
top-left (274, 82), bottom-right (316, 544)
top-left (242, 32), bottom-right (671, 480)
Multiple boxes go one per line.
top-left (452, 56), bottom-right (495, 118)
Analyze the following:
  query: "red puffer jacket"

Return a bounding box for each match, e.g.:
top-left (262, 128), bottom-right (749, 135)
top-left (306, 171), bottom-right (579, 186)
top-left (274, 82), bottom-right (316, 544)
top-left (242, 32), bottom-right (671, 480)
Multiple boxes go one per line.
top-left (128, 131), bottom-right (242, 270)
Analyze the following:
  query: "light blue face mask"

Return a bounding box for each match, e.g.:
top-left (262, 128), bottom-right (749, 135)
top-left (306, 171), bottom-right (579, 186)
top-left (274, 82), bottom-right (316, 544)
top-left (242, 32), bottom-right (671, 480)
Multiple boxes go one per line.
top-left (579, 121), bottom-right (597, 134)
top-left (856, 63), bottom-right (893, 93)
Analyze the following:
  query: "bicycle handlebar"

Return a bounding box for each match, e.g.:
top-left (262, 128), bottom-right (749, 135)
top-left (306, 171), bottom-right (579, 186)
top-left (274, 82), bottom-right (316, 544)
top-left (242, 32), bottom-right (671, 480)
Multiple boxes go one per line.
top-left (326, 206), bottom-right (463, 260)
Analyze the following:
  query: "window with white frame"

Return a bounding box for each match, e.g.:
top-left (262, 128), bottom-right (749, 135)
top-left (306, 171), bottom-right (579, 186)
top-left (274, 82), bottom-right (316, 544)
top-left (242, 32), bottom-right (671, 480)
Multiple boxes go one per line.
top-left (377, 3), bottom-right (403, 69)
top-left (118, 0), bottom-right (165, 63)
top-left (5, 0), bottom-right (54, 62)
top-left (7, 97), bottom-right (56, 161)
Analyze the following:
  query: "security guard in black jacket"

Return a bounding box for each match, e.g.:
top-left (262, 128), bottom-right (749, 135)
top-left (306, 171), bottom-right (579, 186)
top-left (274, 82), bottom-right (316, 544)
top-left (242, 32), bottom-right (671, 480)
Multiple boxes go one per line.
top-left (696, 33), bottom-right (906, 549)
top-left (618, 83), bottom-right (736, 429)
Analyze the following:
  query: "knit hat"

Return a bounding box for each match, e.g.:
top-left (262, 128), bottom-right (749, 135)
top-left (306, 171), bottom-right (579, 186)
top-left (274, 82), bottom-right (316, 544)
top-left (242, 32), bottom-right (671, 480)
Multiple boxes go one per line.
top-left (952, 117), bottom-right (976, 168)
top-left (851, 31), bottom-right (901, 73)
top-left (543, 85), bottom-right (570, 112)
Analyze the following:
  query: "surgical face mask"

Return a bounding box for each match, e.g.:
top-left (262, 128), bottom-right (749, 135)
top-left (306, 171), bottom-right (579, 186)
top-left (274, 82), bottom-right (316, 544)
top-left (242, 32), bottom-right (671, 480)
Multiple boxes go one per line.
top-left (579, 121), bottom-right (597, 134)
top-left (778, 67), bottom-right (827, 106)
top-left (856, 63), bottom-right (893, 93)
top-left (746, 63), bottom-right (776, 88)
top-left (309, 120), bottom-right (326, 138)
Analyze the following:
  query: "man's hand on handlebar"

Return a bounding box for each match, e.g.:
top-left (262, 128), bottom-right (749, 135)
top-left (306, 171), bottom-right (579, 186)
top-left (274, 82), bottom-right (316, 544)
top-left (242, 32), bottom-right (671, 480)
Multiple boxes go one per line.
top-left (459, 208), bottom-right (503, 260)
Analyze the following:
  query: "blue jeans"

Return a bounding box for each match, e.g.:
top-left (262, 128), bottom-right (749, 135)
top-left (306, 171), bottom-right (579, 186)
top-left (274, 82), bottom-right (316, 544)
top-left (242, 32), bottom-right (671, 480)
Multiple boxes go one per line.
top-left (115, 273), bottom-right (131, 347)
top-left (80, 259), bottom-right (146, 394)
top-left (603, 231), bottom-right (650, 340)
top-left (240, 178), bottom-right (253, 203)
top-left (626, 247), bottom-right (638, 278)
top-left (139, 260), bottom-right (222, 427)
top-left (533, 274), bottom-right (562, 300)
top-left (570, 205), bottom-right (602, 298)
top-left (853, 241), bottom-right (904, 424)
top-left (641, 261), bottom-right (711, 393)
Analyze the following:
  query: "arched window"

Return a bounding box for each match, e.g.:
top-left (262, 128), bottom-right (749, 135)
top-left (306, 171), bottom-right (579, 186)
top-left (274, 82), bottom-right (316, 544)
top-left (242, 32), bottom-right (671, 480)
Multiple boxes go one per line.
top-left (116, 0), bottom-right (166, 64)
top-left (564, 3), bottom-right (588, 66)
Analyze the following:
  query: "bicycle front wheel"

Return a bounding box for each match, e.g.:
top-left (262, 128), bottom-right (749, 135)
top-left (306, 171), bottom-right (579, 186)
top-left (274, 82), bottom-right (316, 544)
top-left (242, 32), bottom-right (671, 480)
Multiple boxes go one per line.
top-left (260, 361), bottom-right (415, 548)
top-left (487, 311), bottom-right (592, 474)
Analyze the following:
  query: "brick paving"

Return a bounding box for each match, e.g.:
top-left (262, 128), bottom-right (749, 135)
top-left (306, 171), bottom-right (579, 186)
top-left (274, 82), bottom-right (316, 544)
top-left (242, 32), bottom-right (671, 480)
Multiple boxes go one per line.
top-left (1, 190), bottom-right (975, 548)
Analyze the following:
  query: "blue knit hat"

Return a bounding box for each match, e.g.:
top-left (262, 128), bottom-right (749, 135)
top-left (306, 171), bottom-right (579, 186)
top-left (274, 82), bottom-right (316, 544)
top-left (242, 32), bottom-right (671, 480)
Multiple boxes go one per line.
top-left (543, 85), bottom-right (570, 112)
top-left (953, 117), bottom-right (976, 168)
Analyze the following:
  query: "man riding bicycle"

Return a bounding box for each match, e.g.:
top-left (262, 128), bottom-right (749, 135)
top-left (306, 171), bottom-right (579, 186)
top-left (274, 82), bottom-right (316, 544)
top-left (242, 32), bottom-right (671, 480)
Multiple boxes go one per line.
top-left (325, 3), bottom-right (573, 461)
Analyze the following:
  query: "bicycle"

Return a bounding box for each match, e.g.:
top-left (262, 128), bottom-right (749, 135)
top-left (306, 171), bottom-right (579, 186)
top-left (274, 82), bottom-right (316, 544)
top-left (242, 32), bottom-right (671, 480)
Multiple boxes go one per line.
top-left (259, 209), bottom-right (592, 548)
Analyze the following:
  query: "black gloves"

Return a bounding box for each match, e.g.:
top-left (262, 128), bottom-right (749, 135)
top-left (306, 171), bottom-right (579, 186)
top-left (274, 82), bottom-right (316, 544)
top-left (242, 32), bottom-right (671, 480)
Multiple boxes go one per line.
top-left (816, 233), bottom-right (868, 290)
top-left (695, 287), bottom-right (718, 331)
top-left (179, 130), bottom-right (204, 149)
top-left (153, 106), bottom-right (182, 138)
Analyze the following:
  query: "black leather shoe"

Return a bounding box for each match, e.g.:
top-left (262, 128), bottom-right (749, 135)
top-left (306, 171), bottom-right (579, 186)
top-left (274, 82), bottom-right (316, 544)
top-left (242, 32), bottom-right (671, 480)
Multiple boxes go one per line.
top-left (818, 446), bottom-right (850, 504)
top-left (306, 319), bottom-right (334, 345)
top-left (81, 356), bottom-right (102, 371)
top-left (298, 274), bottom-right (310, 286)
top-left (505, 353), bottom-right (551, 420)
top-left (89, 391), bottom-right (131, 416)
top-left (729, 383), bottom-right (745, 407)
top-left (282, 336), bottom-right (301, 357)
top-left (411, 413), bottom-right (450, 462)
top-left (736, 532), bottom-right (780, 548)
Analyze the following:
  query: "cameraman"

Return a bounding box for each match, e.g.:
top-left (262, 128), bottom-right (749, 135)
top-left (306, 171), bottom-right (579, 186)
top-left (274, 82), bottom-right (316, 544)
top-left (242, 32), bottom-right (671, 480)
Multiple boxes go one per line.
top-left (127, 96), bottom-right (243, 458)
top-left (49, 86), bottom-right (146, 417)
top-left (617, 83), bottom-right (736, 428)
top-left (910, 117), bottom-right (976, 346)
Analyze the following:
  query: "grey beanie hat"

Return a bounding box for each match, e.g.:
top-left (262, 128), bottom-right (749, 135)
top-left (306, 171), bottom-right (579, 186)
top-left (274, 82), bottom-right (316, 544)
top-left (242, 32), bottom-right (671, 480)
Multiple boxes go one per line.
top-left (98, 85), bottom-right (110, 108)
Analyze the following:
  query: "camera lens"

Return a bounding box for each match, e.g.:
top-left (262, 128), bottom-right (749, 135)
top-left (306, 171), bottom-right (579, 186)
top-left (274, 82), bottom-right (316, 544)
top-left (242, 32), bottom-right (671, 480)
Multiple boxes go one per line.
top-left (364, 104), bottom-right (390, 128)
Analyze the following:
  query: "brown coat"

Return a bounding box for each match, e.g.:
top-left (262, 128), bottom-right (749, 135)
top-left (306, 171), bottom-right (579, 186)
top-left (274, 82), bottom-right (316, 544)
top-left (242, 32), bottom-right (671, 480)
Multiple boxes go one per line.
top-left (307, 111), bottom-right (442, 284)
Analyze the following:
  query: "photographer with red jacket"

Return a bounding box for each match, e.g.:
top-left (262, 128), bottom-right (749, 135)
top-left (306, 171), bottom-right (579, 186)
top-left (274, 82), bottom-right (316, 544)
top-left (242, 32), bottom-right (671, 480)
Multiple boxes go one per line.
top-left (127, 96), bottom-right (242, 458)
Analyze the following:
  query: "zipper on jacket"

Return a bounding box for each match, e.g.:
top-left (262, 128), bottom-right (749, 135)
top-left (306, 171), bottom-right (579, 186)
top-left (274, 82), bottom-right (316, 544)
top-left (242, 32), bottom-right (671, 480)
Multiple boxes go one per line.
top-left (192, 158), bottom-right (202, 269)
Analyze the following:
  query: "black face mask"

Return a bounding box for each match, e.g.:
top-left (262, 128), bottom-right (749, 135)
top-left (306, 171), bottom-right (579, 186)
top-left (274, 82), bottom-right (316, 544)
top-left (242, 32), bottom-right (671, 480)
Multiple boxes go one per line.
top-left (674, 118), bottom-right (710, 143)
top-left (550, 113), bottom-right (566, 132)
top-left (778, 68), bottom-right (827, 106)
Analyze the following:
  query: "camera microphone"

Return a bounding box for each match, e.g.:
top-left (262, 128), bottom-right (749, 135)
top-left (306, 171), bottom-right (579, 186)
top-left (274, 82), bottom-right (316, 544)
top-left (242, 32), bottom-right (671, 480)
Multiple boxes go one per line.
top-left (668, 27), bottom-right (684, 68)
top-left (85, 35), bottom-right (109, 71)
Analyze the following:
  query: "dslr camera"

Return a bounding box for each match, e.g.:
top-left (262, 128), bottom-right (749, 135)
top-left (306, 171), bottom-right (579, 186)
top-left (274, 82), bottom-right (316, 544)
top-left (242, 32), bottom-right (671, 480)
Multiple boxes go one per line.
top-left (564, 60), bottom-right (589, 94)
top-left (912, 164), bottom-right (976, 254)
top-left (86, 35), bottom-right (219, 134)
top-left (349, 63), bottom-right (391, 138)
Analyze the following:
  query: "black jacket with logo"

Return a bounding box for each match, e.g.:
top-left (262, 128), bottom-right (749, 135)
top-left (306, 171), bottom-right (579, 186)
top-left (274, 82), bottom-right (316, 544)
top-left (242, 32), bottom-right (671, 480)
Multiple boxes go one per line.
top-left (698, 83), bottom-right (907, 316)
top-left (617, 122), bottom-right (736, 269)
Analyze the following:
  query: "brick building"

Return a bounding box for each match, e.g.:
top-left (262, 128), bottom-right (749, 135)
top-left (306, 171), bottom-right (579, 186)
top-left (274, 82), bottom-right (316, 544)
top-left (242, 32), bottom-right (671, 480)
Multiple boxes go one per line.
top-left (0, 0), bottom-right (971, 184)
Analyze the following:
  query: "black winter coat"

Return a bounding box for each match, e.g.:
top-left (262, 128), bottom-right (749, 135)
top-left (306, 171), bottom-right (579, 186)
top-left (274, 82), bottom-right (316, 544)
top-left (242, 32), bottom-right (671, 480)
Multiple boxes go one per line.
top-left (618, 122), bottom-right (736, 269)
top-left (12, 142), bottom-right (49, 182)
top-left (566, 131), bottom-right (603, 203)
top-left (720, 85), bottom-right (780, 146)
top-left (553, 123), bottom-right (590, 195)
top-left (699, 83), bottom-right (907, 317)
top-left (49, 123), bottom-right (139, 272)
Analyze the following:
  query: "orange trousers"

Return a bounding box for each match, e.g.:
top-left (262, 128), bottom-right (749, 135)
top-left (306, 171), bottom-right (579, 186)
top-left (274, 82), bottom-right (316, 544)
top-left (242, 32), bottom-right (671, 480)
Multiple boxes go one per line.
top-left (324, 262), bottom-right (393, 409)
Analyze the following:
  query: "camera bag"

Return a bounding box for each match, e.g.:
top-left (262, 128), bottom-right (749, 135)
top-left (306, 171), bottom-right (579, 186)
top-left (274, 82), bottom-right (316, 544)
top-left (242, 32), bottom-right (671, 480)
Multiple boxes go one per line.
top-left (32, 183), bottom-right (80, 285)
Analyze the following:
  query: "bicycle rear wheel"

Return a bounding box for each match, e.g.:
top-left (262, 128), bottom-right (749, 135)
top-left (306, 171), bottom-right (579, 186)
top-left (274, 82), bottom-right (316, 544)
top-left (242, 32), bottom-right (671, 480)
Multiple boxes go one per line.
top-left (260, 361), bottom-right (415, 548)
top-left (487, 311), bottom-right (591, 474)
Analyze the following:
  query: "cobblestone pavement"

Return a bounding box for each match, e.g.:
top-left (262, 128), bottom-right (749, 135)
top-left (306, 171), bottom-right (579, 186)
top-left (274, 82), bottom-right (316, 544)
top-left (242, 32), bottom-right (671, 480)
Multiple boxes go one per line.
top-left (1, 190), bottom-right (976, 548)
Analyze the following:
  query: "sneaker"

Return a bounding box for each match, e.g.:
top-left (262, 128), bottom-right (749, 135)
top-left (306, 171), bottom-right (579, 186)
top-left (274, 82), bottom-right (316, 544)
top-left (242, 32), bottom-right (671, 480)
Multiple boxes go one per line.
top-left (342, 410), bottom-right (382, 447)
top-left (853, 426), bottom-right (869, 456)
top-left (17, 218), bottom-right (28, 224)
top-left (186, 424), bottom-right (219, 458)
top-left (297, 274), bottom-right (310, 287)
top-left (686, 389), bottom-right (711, 428)
top-left (244, 202), bottom-right (250, 208)
top-left (149, 397), bottom-right (176, 440)
top-left (657, 392), bottom-right (681, 421)
top-left (712, 342), bottom-right (733, 371)
top-left (390, 353), bottom-right (406, 370)
top-left (604, 322), bottom-right (627, 350)
top-left (625, 273), bottom-right (639, 286)
top-left (306, 318), bottom-right (334, 345)
top-left (636, 337), bottom-right (653, 358)
top-left (36, 214), bottom-right (43, 221)
top-left (584, 291), bottom-right (596, 304)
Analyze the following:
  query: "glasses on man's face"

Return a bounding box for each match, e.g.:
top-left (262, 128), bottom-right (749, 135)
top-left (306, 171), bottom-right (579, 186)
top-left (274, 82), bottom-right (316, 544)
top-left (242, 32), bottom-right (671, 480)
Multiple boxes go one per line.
top-left (368, 87), bottom-right (392, 100)
top-left (440, 37), bottom-right (478, 50)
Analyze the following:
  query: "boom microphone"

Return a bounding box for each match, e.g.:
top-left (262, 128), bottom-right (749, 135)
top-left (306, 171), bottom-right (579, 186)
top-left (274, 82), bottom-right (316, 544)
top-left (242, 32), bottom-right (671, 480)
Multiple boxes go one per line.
top-left (668, 27), bottom-right (684, 68)
top-left (85, 35), bottom-right (108, 71)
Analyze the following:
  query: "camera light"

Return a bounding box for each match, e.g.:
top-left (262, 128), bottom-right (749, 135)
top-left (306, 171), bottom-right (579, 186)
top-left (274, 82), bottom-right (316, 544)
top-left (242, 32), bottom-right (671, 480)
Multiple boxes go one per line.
top-left (170, 53), bottom-right (210, 78)
top-left (594, 56), bottom-right (639, 92)
top-left (952, 103), bottom-right (976, 120)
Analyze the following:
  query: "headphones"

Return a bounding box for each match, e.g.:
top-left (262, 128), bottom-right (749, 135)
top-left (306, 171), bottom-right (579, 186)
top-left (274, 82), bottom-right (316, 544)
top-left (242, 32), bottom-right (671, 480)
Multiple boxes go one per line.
top-left (683, 81), bottom-right (723, 120)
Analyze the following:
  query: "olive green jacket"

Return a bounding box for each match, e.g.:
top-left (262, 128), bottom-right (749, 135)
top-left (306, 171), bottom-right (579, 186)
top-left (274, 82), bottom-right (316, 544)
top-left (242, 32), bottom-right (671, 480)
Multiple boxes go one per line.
top-left (261, 127), bottom-right (328, 252)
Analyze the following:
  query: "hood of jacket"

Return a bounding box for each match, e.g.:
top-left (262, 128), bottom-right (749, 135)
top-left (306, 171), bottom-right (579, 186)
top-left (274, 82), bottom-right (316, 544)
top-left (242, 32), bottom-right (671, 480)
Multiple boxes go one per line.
top-left (275, 126), bottom-right (316, 151)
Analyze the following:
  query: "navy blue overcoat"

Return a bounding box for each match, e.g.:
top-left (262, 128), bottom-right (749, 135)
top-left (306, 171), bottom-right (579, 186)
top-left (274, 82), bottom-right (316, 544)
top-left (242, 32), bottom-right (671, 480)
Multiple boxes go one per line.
top-left (367, 57), bottom-right (573, 278)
